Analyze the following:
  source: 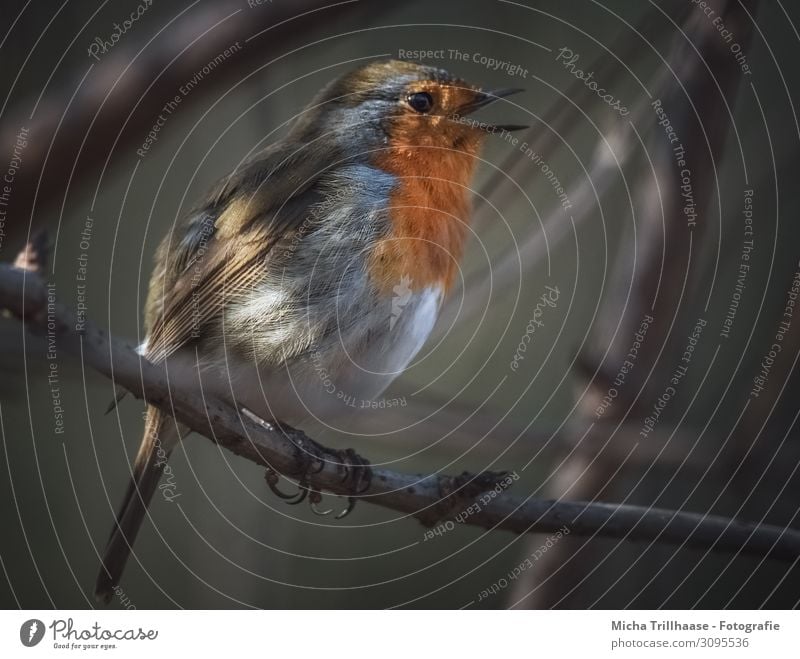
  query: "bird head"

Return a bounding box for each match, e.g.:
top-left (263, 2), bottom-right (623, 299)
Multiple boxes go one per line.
top-left (291, 59), bottom-right (526, 157)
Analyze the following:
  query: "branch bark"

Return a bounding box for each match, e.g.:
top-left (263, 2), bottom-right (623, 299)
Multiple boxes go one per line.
top-left (2, 264), bottom-right (799, 562)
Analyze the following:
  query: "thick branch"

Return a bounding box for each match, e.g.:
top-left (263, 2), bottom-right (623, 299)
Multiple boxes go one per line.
top-left (2, 263), bottom-right (799, 561)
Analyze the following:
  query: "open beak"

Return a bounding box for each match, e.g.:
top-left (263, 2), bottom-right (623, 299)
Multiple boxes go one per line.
top-left (458, 87), bottom-right (528, 132)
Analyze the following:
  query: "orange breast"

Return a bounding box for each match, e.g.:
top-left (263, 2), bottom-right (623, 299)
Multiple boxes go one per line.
top-left (369, 137), bottom-right (479, 295)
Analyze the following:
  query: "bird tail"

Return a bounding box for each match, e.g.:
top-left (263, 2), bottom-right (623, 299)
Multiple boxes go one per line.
top-left (95, 407), bottom-right (179, 604)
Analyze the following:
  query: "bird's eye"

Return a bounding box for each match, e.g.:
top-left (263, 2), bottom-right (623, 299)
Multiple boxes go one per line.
top-left (407, 92), bottom-right (434, 113)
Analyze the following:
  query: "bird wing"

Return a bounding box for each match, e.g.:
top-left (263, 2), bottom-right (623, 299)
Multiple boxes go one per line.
top-left (142, 141), bottom-right (329, 363)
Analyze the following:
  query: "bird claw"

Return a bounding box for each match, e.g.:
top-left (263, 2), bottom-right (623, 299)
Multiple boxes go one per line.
top-left (263, 441), bottom-right (371, 519)
top-left (286, 436), bottom-right (326, 478)
top-left (309, 489), bottom-right (333, 516)
top-left (338, 448), bottom-right (372, 494)
top-left (335, 497), bottom-right (357, 519)
top-left (265, 469), bottom-right (307, 504)
top-left (308, 489), bottom-right (357, 519)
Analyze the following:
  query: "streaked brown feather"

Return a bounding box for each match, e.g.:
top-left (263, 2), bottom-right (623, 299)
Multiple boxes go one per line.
top-left (143, 141), bottom-right (333, 362)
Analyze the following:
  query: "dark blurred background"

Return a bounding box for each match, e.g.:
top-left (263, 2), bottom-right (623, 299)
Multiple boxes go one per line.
top-left (1, 0), bottom-right (799, 608)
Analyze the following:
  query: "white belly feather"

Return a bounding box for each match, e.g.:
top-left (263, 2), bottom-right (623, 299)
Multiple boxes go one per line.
top-left (158, 284), bottom-right (443, 427)
top-left (244, 285), bottom-right (442, 425)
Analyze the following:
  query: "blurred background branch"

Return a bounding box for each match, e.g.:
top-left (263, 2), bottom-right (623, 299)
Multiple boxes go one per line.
top-left (510, 0), bottom-right (767, 608)
top-left (0, 0), bottom-right (374, 257)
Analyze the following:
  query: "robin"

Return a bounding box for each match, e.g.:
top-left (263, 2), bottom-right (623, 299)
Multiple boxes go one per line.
top-left (95, 59), bottom-right (524, 602)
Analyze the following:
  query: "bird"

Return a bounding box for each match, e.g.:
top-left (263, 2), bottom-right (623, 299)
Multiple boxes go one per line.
top-left (94, 59), bottom-right (524, 603)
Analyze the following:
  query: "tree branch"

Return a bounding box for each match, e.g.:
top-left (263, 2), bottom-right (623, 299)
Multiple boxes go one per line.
top-left (2, 263), bottom-right (799, 561)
